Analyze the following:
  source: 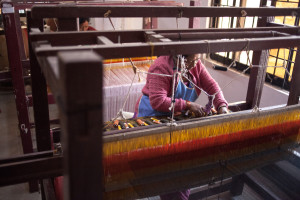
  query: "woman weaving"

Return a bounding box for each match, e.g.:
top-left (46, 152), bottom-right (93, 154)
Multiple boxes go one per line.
top-left (134, 54), bottom-right (229, 119)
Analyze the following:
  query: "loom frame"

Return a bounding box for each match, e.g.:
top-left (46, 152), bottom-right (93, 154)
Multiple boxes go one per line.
top-left (1, 4), bottom-right (300, 200)
top-left (0, 0), bottom-right (179, 194)
top-left (27, 5), bottom-right (300, 200)
top-left (0, 0), bottom-right (182, 163)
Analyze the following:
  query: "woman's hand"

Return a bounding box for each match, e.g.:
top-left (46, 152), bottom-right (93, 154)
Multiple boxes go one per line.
top-left (188, 102), bottom-right (206, 117)
top-left (218, 106), bottom-right (229, 114)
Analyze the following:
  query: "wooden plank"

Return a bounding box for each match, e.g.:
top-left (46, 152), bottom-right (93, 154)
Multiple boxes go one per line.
top-left (29, 27), bottom-right (300, 46)
top-left (34, 36), bottom-right (300, 59)
top-left (0, 151), bottom-right (54, 165)
top-left (246, 16), bottom-right (272, 108)
top-left (0, 156), bottom-right (63, 187)
top-left (2, 5), bottom-right (34, 155)
top-left (246, 50), bottom-right (269, 108)
top-left (31, 6), bottom-right (300, 19)
top-left (287, 45), bottom-right (300, 105)
top-left (57, 51), bottom-right (103, 200)
top-left (160, 31), bottom-right (288, 40)
top-left (29, 44), bottom-right (52, 152)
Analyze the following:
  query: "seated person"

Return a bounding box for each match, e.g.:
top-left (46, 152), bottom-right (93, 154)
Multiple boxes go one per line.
top-left (134, 54), bottom-right (228, 199)
top-left (134, 54), bottom-right (228, 119)
top-left (79, 18), bottom-right (96, 31)
top-left (134, 54), bottom-right (228, 200)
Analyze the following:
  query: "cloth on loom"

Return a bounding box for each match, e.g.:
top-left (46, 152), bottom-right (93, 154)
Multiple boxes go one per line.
top-left (103, 84), bottom-right (143, 121)
top-left (103, 60), bottom-right (149, 121)
top-left (134, 56), bottom-right (228, 115)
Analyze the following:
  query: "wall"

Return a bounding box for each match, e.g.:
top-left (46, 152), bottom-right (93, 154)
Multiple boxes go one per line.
top-left (91, 0), bottom-right (210, 31)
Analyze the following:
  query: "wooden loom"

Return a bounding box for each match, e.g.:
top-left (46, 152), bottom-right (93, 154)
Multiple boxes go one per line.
top-left (1, 4), bottom-right (300, 200)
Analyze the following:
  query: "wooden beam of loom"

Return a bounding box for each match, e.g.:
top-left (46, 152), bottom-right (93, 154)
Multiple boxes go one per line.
top-left (29, 32), bottom-right (300, 200)
top-left (31, 6), bottom-right (300, 19)
top-left (29, 27), bottom-right (300, 46)
top-left (33, 35), bottom-right (300, 58)
top-left (26, 5), bottom-right (300, 200)
top-left (102, 104), bottom-right (300, 199)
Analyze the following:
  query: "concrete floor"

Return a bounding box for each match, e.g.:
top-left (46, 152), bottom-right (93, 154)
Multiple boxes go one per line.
top-left (0, 61), bottom-right (296, 199)
top-left (0, 91), bottom-right (41, 200)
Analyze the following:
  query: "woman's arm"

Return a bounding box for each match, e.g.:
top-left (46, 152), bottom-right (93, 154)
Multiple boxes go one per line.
top-left (192, 60), bottom-right (228, 110)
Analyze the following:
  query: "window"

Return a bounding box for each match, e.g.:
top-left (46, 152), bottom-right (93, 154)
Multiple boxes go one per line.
top-left (266, 0), bottom-right (299, 89)
top-left (209, 0), bottom-right (299, 90)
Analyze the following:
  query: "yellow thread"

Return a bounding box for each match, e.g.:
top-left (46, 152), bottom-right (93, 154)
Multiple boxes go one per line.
top-left (128, 123), bottom-right (134, 128)
top-left (103, 110), bottom-right (300, 156)
top-left (103, 132), bottom-right (170, 156)
top-left (151, 117), bottom-right (160, 121)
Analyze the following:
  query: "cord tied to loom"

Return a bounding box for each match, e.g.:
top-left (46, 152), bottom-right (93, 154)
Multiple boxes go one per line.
top-left (204, 40), bottom-right (211, 60)
top-left (169, 55), bottom-right (181, 126)
top-left (104, 10), bottom-right (115, 30)
top-left (176, 9), bottom-right (183, 29)
top-left (104, 10), bottom-right (112, 18)
top-left (241, 10), bottom-right (247, 17)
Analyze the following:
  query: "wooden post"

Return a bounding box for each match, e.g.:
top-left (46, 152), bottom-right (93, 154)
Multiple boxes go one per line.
top-left (57, 51), bottom-right (103, 200)
top-left (246, 15), bottom-right (274, 108)
top-left (28, 11), bottom-right (52, 152)
top-left (2, 2), bottom-right (34, 153)
top-left (287, 46), bottom-right (300, 105)
top-left (246, 50), bottom-right (269, 108)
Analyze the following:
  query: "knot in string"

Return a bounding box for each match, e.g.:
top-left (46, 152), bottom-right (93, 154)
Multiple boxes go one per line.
top-left (178, 9), bottom-right (183, 18)
top-left (104, 10), bottom-right (112, 18)
top-left (241, 10), bottom-right (247, 17)
top-left (204, 95), bottom-right (215, 115)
